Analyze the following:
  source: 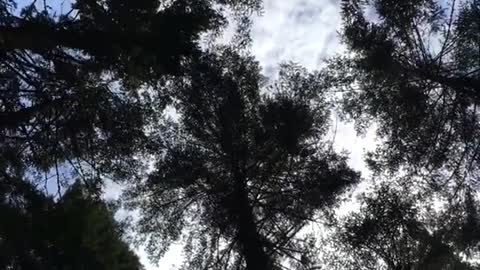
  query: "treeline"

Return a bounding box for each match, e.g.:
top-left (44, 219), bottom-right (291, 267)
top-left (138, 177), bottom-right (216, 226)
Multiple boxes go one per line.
top-left (0, 0), bottom-right (479, 269)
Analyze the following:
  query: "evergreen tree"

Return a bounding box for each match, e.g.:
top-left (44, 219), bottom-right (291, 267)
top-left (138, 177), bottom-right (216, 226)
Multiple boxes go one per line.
top-left (0, 179), bottom-right (143, 270)
top-left (320, 1), bottom-right (480, 267)
top-left (324, 0), bottom-right (480, 188)
top-left (324, 183), bottom-right (479, 270)
top-left (125, 48), bottom-right (359, 270)
top-left (0, 0), bottom-right (261, 189)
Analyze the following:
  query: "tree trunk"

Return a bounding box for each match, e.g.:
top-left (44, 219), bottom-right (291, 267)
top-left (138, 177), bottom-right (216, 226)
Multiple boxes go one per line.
top-left (410, 65), bottom-right (480, 99)
top-left (233, 172), bottom-right (271, 270)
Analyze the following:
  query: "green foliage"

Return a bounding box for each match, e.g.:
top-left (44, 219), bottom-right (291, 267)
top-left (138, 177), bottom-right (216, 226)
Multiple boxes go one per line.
top-left (0, 180), bottom-right (143, 270)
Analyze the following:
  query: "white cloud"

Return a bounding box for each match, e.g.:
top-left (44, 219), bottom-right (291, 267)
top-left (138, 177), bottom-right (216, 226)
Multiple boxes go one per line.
top-left (251, 0), bottom-right (343, 76)
top-left (250, 0), bottom-right (376, 174)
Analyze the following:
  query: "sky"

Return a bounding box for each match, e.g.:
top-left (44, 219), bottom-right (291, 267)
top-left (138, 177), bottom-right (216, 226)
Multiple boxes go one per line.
top-left (137, 1), bottom-right (377, 269)
top-left (249, 0), bottom-right (376, 174)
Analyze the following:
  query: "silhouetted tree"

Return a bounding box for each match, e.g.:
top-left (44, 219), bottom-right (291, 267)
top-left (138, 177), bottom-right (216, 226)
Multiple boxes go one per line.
top-left (323, 0), bottom-right (480, 188)
top-left (125, 48), bottom-right (359, 270)
top-left (1, 0), bottom-right (260, 80)
top-left (325, 183), bottom-right (479, 270)
top-left (320, 2), bottom-right (480, 267)
top-left (0, 0), bottom-right (261, 190)
top-left (0, 179), bottom-right (143, 270)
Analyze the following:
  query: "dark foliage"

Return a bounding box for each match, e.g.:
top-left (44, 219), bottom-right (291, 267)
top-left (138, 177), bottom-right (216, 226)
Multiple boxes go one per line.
top-left (327, 182), bottom-right (479, 270)
top-left (125, 48), bottom-right (359, 270)
top-left (0, 0), bottom-right (261, 190)
top-left (2, 1), bottom-right (479, 270)
top-left (323, 0), bottom-right (480, 188)
top-left (0, 179), bottom-right (143, 270)
top-left (319, 1), bottom-right (480, 267)
top-left (1, 0), bottom-right (260, 80)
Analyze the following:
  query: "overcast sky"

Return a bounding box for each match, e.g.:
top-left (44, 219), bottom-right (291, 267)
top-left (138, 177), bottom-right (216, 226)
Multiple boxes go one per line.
top-left (249, 0), bottom-right (377, 174)
top-left (136, 1), bottom-right (377, 269)
top-left (251, 0), bottom-right (341, 74)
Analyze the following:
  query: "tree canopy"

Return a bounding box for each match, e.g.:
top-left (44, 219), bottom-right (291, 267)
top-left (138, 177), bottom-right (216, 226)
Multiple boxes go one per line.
top-left (315, 1), bottom-right (480, 267)
top-left (0, 179), bottom-right (143, 270)
top-left (326, 182), bottom-right (479, 269)
top-left (0, 0), bottom-right (261, 191)
top-left (1, 0), bottom-right (479, 269)
top-left (323, 0), bottom-right (480, 188)
top-left (125, 48), bottom-right (359, 270)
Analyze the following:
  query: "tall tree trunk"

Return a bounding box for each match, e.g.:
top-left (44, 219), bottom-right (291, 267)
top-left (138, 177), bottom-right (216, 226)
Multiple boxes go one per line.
top-left (233, 172), bottom-right (271, 270)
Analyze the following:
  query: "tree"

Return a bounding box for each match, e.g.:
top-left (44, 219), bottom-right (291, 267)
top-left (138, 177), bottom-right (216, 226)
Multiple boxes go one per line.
top-left (325, 183), bottom-right (479, 270)
top-left (324, 0), bottom-right (480, 189)
top-left (124, 48), bottom-right (359, 270)
top-left (0, 0), bottom-right (260, 80)
top-left (320, 2), bottom-right (480, 267)
top-left (0, 0), bottom-right (262, 191)
top-left (0, 179), bottom-right (143, 270)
